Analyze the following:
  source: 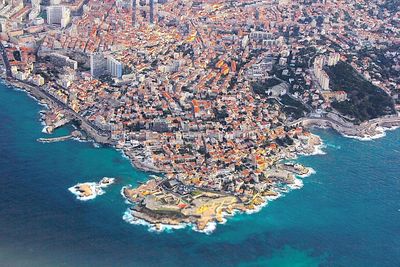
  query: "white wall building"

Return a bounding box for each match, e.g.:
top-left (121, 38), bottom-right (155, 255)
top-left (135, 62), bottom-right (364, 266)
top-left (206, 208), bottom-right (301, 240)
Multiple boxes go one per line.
top-left (327, 52), bottom-right (340, 66)
top-left (47, 5), bottom-right (70, 28)
top-left (90, 53), bottom-right (123, 79)
top-left (107, 56), bottom-right (123, 78)
top-left (90, 52), bottom-right (107, 77)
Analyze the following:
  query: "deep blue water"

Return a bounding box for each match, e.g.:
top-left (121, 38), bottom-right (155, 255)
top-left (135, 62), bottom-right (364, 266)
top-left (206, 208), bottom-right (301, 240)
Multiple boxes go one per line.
top-left (0, 81), bottom-right (399, 267)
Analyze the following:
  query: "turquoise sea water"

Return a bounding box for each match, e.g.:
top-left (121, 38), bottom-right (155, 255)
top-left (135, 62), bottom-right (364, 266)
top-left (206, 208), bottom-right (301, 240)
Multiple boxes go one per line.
top-left (0, 81), bottom-right (399, 267)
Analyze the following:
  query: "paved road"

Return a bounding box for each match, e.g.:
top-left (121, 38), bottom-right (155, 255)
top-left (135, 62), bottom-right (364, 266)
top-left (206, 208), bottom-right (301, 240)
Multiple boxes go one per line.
top-left (288, 114), bottom-right (400, 136)
top-left (0, 42), bottom-right (12, 77)
top-left (40, 86), bottom-right (112, 140)
top-left (12, 79), bottom-right (111, 143)
top-left (0, 41), bottom-right (110, 141)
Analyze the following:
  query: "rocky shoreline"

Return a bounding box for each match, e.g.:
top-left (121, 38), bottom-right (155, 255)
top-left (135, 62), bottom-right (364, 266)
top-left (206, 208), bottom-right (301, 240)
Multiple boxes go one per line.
top-left (2, 77), bottom-right (166, 175)
top-left (293, 114), bottom-right (400, 140)
top-left (2, 77), bottom-right (399, 233)
top-left (2, 77), bottom-right (112, 144)
top-left (121, 134), bottom-right (322, 233)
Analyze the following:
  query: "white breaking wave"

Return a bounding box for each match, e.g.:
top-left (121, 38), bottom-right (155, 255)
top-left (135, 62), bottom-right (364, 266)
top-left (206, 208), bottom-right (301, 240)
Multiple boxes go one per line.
top-left (41, 126), bottom-right (50, 134)
top-left (123, 208), bottom-right (217, 234)
top-left (245, 199), bottom-right (269, 215)
top-left (123, 209), bottom-right (187, 233)
top-left (40, 118), bottom-right (46, 126)
top-left (265, 191), bottom-right (282, 201)
top-left (343, 127), bottom-right (386, 141)
top-left (71, 137), bottom-right (88, 143)
top-left (122, 178), bottom-right (309, 234)
top-left (117, 149), bottom-right (131, 161)
top-left (192, 221), bottom-right (217, 235)
top-left (343, 133), bottom-right (385, 141)
top-left (297, 167), bottom-right (316, 178)
top-left (68, 182), bottom-right (104, 201)
top-left (287, 178), bottom-right (304, 190)
top-left (98, 177), bottom-right (116, 188)
top-left (315, 145), bottom-right (327, 155)
top-left (299, 142), bottom-right (326, 156)
top-left (310, 143), bottom-right (327, 155)
top-left (384, 125), bottom-right (400, 131)
top-left (69, 178), bottom-right (115, 201)
top-left (343, 125), bottom-right (400, 141)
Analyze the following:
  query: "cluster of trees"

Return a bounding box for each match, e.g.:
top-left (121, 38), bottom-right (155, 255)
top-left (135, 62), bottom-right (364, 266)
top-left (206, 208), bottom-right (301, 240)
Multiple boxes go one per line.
top-left (326, 61), bottom-right (395, 123)
top-left (280, 95), bottom-right (308, 120)
top-left (251, 78), bottom-right (281, 95)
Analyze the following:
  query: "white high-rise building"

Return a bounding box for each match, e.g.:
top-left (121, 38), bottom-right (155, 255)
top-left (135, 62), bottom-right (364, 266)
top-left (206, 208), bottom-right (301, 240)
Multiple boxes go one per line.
top-left (90, 52), bottom-right (107, 77)
top-left (278, 0), bottom-right (291, 5)
top-left (313, 55), bottom-right (330, 91)
top-left (107, 57), bottom-right (123, 78)
top-left (320, 72), bottom-right (330, 90)
top-left (47, 6), bottom-right (70, 28)
top-left (327, 52), bottom-right (340, 66)
top-left (0, 18), bottom-right (7, 32)
top-left (29, 0), bottom-right (41, 20)
top-left (90, 53), bottom-right (123, 79)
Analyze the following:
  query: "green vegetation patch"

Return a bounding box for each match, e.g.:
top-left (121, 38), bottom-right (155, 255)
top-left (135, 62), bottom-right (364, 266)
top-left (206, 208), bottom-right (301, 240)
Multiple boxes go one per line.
top-left (326, 61), bottom-right (395, 123)
top-left (252, 78), bottom-right (282, 95)
top-left (280, 95), bottom-right (308, 120)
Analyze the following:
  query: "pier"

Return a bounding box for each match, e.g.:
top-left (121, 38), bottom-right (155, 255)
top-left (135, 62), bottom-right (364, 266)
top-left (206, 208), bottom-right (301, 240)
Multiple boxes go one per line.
top-left (37, 135), bottom-right (72, 143)
top-left (37, 130), bottom-right (82, 143)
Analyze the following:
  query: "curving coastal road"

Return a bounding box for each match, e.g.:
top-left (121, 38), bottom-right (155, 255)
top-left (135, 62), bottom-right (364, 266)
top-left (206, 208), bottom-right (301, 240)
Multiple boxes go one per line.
top-left (289, 114), bottom-right (400, 137)
top-left (10, 79), bottom-right (112, 144)
top-left (0, 43), bottom-right (108, 142)
top-left (0, 42), bottom-right (12, 77)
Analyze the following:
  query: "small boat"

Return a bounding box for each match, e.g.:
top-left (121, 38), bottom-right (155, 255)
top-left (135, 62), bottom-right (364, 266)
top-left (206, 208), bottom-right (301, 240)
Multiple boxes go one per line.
top-left (99, 177), bottom-right (116, 187)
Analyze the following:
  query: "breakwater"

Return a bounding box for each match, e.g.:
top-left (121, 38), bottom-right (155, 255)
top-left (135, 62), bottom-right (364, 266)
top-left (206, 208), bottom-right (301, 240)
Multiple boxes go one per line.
top-left (37, 135), bottom-right (72, 143)
top-left (7, 79), bottom-right (112, 144)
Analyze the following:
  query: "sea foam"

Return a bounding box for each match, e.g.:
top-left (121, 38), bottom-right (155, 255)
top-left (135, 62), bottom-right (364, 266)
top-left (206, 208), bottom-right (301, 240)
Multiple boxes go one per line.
top-left (41, 126), bottom-right (51, 134)
top-left (287, 178), bottom-right (304, 190)
top-left (123, 209), bottom-right (187, 233)
top-left (341, 126), bottom-right (400, 141)
top-left (68, 182), bottom-right (104, 201)
top-left (122, 179), bottom-right (307, 234)
top-left (297, 167), bottom-right (316, 178)
top-left (68, 178), bottom-right (115, 201)
top-left (309, 143), bottom-right (327, 155)
top-left (192, 221), bottom-right (217, 235)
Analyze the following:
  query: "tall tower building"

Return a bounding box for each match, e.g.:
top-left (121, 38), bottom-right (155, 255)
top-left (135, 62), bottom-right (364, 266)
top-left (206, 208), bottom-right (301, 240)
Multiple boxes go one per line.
top-left (278, 0), bottom-right (291, 5)
top-left (90, 52), bottom-right (107, 78)
top-left (46, 6), bottom-right (70, 28)
top-left (107, 56), bottom-right (123, 79)
top-left (149, 0), bottom-right (154, 24)
top-left (131, 0), bottom-right (136, 26)
top-left (91, 53), bottom-right (123, 79)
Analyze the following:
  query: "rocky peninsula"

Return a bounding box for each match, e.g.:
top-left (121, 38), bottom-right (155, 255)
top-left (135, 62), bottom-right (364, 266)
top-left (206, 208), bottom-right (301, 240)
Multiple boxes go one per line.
top-left (122, 133), bottom-right (320, 232)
